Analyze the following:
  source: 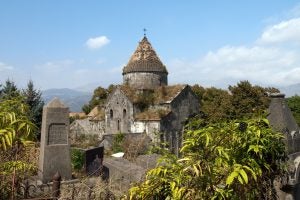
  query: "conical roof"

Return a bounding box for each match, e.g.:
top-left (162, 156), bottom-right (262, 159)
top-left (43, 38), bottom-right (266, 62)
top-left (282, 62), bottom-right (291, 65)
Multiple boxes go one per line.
top-left (122, 36), bottom-right (168, 74)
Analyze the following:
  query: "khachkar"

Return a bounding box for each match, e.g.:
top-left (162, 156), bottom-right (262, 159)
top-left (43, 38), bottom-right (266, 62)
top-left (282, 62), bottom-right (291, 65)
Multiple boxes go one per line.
top-left (38, 98), bottom-right (72, 183)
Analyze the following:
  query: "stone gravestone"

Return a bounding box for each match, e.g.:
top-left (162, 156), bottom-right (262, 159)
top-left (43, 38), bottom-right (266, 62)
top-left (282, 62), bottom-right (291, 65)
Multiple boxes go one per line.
top-left (38, 98), bottom-right (72, 183)
top-left (85, 146), bottom-right (104, 176)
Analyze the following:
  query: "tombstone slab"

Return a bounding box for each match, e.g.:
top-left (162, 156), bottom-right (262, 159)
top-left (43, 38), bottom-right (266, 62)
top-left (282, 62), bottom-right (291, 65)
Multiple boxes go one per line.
top-left (85, 146), bottom-right (104, 176)
top-left (38, 98), bottom-right (72, 183)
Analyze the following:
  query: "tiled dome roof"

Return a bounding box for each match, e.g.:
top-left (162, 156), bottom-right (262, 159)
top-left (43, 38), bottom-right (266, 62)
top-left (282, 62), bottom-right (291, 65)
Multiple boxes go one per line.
top-left (122, 36), bottom-right (168, 74)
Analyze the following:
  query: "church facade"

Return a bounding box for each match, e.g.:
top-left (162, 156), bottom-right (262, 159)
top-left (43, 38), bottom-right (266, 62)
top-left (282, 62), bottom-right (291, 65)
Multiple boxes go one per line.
top-left (104, 36), bottom-right (199, 153)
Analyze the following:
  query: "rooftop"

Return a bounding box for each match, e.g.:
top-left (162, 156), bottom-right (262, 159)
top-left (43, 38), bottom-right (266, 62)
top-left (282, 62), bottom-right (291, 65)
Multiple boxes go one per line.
top-left (122, 36), bottom-right (168, 74)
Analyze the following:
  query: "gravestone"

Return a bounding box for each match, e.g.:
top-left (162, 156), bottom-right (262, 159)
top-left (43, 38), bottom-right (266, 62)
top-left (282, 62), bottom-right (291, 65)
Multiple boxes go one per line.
top-left (38, 98), bottom-right (72, 183)
top-left (85, 146), bottom-right (104, 176)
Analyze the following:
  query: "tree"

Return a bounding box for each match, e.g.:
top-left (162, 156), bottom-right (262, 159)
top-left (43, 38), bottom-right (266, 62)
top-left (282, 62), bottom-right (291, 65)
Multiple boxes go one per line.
top-left (229, 81), bottom-right (273, 119)
top-left (22, 80), bottom-right (44, 140)
top-left (201, 87), bottom-right (233, 122)
top-left (0, 98), bottom-right (36, 199)
top-left (191, 84), bottom-right (205, 106)
top-left (129, 116), bottom-right (286, 199)
top-left (286, 95), bottom-right (300, 126)
top-left (82, 85), bottom-right (116, 114)
top-left (0, 79), bottom-right (21, 100)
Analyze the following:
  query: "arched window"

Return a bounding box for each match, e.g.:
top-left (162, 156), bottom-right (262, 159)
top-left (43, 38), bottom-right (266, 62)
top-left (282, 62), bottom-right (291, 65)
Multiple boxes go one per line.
top-left (123, 109), bottom-right (127, 117)
top-left (110, 109), bottom-right (113, 119)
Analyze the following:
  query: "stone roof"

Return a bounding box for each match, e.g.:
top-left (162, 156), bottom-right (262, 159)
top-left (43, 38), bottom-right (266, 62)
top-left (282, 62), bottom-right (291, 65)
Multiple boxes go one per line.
top-left (122, 36), bottom-right (168, 74)
top-left (46, 97), bottom-right (67, 108)
top-left (267, 93), bottom-right (299, 133)
top-left (267, 93), bottom-right (300, 154)
top-left (119, 84), bottom-right (187, 104)
top-left (134, 109), bottom-right (171, 121)
top-left (88, 105), bottom-right (105, 121)
top-left (69, 112), bottom-right (86, 118)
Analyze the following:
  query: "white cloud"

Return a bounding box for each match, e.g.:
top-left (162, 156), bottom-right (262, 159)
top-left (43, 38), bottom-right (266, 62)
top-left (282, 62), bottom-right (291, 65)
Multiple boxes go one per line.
top-left (258, 18), bottom-right (300, 45)
top-left (85, 36), bottom-right (110, 49)
top-left (0, 62), bottom-right (13, 71)
top-left (168, 16), bottom-right (300, 88)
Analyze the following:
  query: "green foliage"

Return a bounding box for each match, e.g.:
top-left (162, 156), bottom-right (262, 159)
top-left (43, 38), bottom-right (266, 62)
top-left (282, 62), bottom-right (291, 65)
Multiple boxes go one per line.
top-left (82, 84), bottom-right (116, 114)
top-left (135, 90), bottom-right (155, 111)
top-left (0, 98), bottom-right (36, 150)
top-left (191, 84), bottom-right (205, 106)
top-left (71, 148), bottom-right (84, 171)
top-left (286, 95), bottom-right (300, 126)
top-left (112, 132), bottom-right (125, 153)
top-left (129, 117), bottom-right (286, 199)
top-left (0, 79), bottom-right (21, 100)
top-left (201, 87), bottom-right (233, 122)
top-left (0, 98), bottom-right (37, 199)
top-left (191, 80), bottom-right (279, 123)
top-left (229, 81), bottom-right (271, 119)
top-left (22, 80), bottom-right (44, 140)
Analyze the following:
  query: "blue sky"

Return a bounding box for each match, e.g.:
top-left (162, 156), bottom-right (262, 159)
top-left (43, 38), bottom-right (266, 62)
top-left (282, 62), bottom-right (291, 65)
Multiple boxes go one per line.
top-left (1, 1), bottom-right (300, 90)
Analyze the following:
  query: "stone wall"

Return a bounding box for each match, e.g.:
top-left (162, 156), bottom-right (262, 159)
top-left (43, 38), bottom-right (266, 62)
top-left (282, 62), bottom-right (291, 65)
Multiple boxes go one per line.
top-left (161, 86), bottom-right (199, 154)
top-left (131, 121), bottom-right (160, 142)
top-left (70, 118), bottom-right (105, 138)
top-left (105, 88), bottom-right (134, 134)
top-left (123, 72), bottom-right (167, 90)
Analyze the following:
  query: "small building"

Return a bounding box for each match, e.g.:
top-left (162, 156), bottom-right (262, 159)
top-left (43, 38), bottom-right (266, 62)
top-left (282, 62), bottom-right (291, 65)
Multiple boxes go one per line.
top-left (70, 106), bottom-right (105, 138)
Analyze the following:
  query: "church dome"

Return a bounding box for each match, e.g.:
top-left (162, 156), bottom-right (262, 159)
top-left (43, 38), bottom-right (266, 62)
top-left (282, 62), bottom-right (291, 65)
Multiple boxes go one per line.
top-left (122, 36), bottom-right (168, 75)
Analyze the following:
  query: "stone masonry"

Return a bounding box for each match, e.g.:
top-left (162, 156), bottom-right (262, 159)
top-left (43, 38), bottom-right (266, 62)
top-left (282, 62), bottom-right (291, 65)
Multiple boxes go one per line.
top-left (38, 98), bottom-right (72, 183)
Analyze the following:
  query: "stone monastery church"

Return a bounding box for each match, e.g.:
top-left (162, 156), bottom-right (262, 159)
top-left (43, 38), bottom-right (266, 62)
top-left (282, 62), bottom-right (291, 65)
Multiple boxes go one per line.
top-left (71, 36), bottom-right (199, 152)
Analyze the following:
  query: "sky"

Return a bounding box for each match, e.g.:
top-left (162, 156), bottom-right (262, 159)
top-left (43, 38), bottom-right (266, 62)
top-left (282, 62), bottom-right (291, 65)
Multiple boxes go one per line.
top-left (1, 1), bottom-right (300, 91)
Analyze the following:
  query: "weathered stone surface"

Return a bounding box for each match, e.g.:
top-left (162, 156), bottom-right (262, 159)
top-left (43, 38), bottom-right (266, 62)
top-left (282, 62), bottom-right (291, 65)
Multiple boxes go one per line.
top-left (268, 93), bottom-right (300, 154)
top-left (122, 36), bottom-right (168, 90)
top-left (105, 88), bottom-right (133, 134)
top-left (123, 72), bottom-right (167, 90)
top-left (38, 98), bottom-right (72, 183)
top-left (85, 146), bottom-right (104, 176)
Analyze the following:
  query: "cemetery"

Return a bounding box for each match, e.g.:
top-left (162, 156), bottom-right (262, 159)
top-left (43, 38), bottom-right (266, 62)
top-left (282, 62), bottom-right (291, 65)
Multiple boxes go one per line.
top-left (1, 35), bottom-right (300, 199)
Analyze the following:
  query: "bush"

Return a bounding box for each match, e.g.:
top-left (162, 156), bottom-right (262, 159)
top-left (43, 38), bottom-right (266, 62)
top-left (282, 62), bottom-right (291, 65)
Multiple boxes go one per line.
top-left (129, 116), bottom-right (287, 199)
top-left (71, 148), bottom-right (84, 171)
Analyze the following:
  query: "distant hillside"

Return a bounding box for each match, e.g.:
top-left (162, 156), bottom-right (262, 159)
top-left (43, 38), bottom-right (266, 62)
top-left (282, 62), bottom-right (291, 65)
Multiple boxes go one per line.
top-left (42, 88), bottom-right (92, 112)
top-left (280, 83), bottom-right (300, 97)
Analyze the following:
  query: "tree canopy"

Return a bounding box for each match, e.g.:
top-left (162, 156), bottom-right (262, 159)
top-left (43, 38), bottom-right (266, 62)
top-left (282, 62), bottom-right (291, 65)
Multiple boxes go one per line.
top-left (286, 95), bottom-right (300, 126)
top-left (82, 84), bottom-right (116, 114)
top-left (22, 80), bottom-right (44, 140)
top-left (191, 80), bottom-right (280, 123)
top-left (129, 116), bottom-right (286, 199)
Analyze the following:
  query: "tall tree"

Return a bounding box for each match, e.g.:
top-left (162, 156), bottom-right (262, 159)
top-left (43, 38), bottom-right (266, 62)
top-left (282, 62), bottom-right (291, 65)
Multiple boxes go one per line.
top-left (22, 80), bottom-right (44, 140)
top-left (0, 79), bottom-right (21, 100)
top-left (229, 81), bottom-right (271, 119)
top-left (201, 87), bottom-right (233, 122)
top-left (286, 95), bottom-right (300, 126)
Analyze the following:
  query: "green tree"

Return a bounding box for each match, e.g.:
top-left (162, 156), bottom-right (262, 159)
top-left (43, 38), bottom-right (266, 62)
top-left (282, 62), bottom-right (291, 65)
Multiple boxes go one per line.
top-left (0, 98), bottom-right (36, 199)
top-left (82, 85), bottom-right (116, 114)
top-left (22, 80), bottom-right (44, 140)
top-left (201, 87), bottom-right (233, 122)
top-left (129, 116), bottom-right (286, 199)
top-left (286, 95), bottom-right (300, 126)
top-left (229, 81), bottom-right (272, 119)
top-left (191, 84), bottom-right (205, 106)
top-left (0, 79), bottom-right (21, 100)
